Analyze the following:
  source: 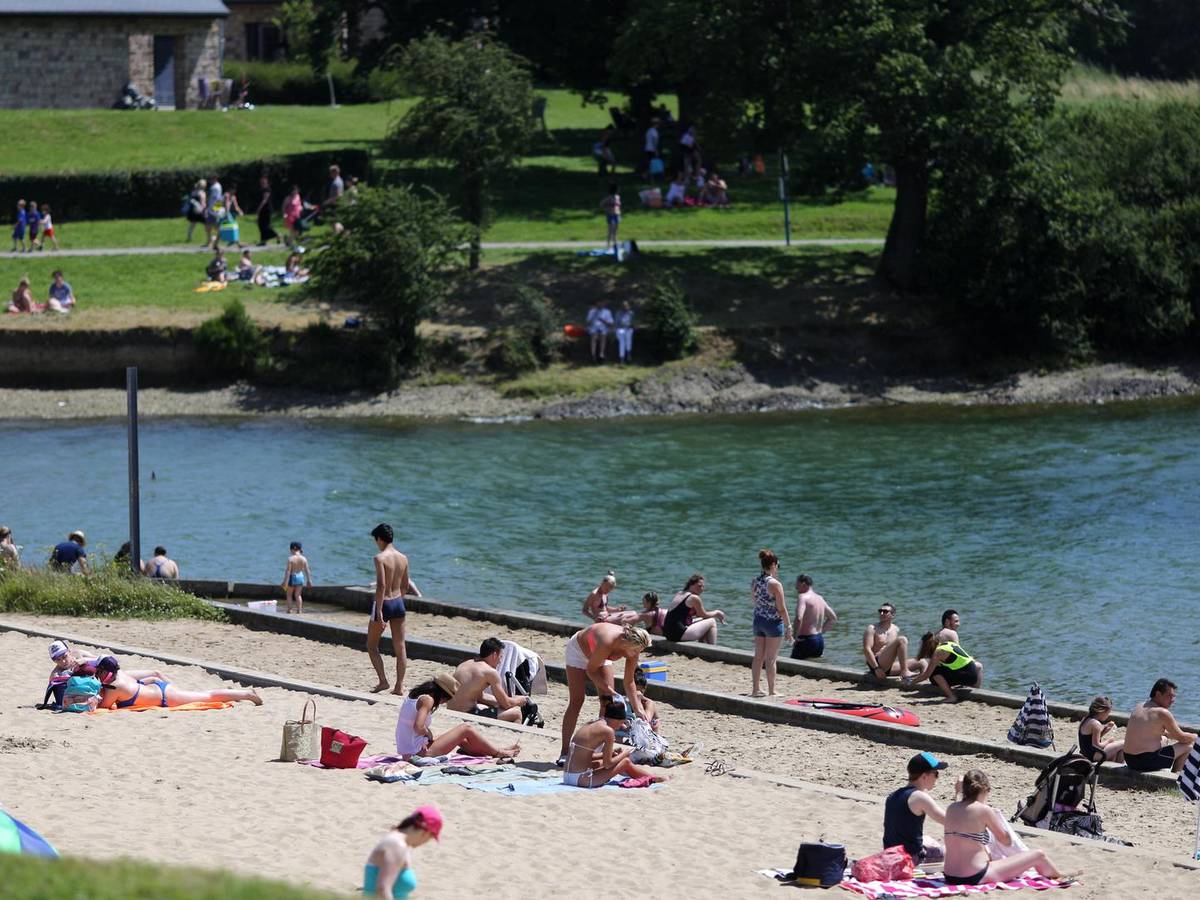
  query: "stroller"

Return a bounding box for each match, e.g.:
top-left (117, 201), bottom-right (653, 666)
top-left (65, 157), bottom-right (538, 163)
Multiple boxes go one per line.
top-left (1012, 748), bottom-right (1130, 845)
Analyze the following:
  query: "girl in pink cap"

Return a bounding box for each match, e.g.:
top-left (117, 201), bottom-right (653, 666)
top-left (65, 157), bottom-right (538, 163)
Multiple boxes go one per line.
top-left (364, 806), bottom-right (441, 898)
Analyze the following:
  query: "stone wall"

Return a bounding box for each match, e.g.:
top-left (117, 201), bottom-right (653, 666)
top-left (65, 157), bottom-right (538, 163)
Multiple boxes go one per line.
top-left (224, 2), bottom-right (280, 61)
top-left (0, 16), bottom-right (224, 110)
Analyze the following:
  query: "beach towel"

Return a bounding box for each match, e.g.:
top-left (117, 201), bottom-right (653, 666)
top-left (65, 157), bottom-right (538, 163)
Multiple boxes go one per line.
top-left (458, 773), bottom-right (662, 796)
top-left (301, 753), bottom-right (490, 771)
top-left (89, 701), bottom-right (234, 714)
top-left (497, 640), bottom-right (547, 696)
top-left (1008, 683), bottom-right (1054, 749)
top-left (1177, 740), bottom-right (1200, 801)
top-left (836, 872), bottom-right (1077, 898)
top-left (300, 753), bottom-right (404, 770)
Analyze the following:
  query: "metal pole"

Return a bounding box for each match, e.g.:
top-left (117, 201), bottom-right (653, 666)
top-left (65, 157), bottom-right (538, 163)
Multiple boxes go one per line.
top-left (126, 367), bottom-right (141, 577)
top-left (327, 72), bottom-right (338, 108)
top-left (779, 150), bottom-right (792, 247)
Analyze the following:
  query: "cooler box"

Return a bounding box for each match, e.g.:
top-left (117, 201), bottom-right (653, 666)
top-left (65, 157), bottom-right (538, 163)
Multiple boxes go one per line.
top-left (638, 661), bottom-right (668, 682)
top-left (219, 219), bottom-right (239, 244)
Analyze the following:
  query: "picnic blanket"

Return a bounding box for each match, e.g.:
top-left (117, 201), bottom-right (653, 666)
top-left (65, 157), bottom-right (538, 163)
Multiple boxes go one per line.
top-left (89, 701), bottom-right (234, 714)
top-left (837, 872), bottom-right (1077, 898)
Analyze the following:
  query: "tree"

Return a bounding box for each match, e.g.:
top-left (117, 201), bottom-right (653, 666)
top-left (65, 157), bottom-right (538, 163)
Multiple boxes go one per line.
top-left (789, 0), bottom-right (1123, 290)
top-left (387, 34), bottom-right (534, 269)
top-left (307, 186), bottom-right (471, 370)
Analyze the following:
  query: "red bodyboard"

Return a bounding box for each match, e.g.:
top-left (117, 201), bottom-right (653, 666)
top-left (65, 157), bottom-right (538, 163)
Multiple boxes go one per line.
top-left (786, 697), bottom-right (920, 728)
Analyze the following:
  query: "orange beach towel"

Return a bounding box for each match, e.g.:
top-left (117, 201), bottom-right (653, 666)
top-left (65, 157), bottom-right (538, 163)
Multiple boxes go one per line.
top-left (89, 701), bottom-right (234, 714)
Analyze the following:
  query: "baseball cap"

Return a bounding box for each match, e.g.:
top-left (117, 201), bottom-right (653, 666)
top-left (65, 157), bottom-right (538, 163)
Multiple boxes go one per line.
top-left (908, 751), bottom-right (949, 776)
top-left (48, 640), bottom-right (69, 660)
top-left (413, 805), bottom-right (443, 841)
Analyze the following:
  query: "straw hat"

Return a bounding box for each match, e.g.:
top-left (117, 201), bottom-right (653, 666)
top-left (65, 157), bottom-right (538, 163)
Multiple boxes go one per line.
top-left (434, 673), bottom-right (459, 697)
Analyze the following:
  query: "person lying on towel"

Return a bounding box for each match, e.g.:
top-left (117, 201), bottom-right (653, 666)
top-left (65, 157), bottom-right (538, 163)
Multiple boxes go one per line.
top-left (94, 656), bottom-right (261, 709)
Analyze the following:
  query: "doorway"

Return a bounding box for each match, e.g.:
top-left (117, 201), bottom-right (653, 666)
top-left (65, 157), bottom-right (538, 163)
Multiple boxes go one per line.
top-left (153, 35), bottom-right (176, 108)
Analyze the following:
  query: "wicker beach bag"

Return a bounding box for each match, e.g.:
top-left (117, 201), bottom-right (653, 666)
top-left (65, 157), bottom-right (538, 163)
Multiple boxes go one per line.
top-left (279, 699), bottom-right (318, 762)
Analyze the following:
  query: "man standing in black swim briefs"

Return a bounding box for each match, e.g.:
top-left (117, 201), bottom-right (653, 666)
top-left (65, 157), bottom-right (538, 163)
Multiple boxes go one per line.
top-left (368, 523), bottom-right (421, 696)
top-left (1123, 678), bottom-right (1196, 773)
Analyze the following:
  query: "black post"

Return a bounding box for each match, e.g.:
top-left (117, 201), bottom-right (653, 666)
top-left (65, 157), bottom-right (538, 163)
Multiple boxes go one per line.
top-left (126, 366), bottom-right (141, 576)
top-left (780, 150), bottom-right (792, 247)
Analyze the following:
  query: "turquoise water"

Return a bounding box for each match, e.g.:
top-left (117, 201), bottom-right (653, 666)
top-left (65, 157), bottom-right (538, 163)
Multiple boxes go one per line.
top-left (3, 401), bottom-right (1198, 718)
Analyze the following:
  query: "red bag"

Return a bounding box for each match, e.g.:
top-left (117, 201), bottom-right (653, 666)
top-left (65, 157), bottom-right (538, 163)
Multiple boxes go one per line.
top-left (851, 845), bottom-right (915, 882)
top-left (319, 726), bottom-right (367, 768)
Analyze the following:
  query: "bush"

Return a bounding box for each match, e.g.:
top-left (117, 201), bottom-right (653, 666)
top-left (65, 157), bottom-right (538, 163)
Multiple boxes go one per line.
top-left (486, 285), bottom-right (564, 375)
top-left (194, 300), bottom-right (271, 380)
top-left (0, 149), bottom-right (371, 222)
top-left (273, 321), bottom-right (396, 390)
top-left (640, 279), bottom-right (699, 360)
top-left (0, 566), bottom-right (224, 620)
top-left (223, 59), bottom-right (408, 106)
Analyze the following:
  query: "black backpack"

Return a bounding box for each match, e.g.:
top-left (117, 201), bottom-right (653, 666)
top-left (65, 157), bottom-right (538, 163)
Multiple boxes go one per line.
top-left (786, 842), bottom-right (847, 887)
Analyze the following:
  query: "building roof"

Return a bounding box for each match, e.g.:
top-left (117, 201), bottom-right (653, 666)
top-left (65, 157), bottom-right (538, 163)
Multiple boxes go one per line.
top-left (0, 0), bottom-right (229, 16)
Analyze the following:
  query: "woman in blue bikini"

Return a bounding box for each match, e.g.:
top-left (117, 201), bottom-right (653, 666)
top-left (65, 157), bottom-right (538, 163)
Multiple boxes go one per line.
top-left (363, 806), bottom-right (441, 898)
top-left (94, 657), bottom-right (261, 708)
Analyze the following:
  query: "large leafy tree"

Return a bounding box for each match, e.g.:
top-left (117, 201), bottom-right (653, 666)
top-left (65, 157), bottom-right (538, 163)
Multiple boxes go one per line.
top-left (788, 0), bottom-right (1122, 290)
top-left (387, 34), bottom-right (534, 269)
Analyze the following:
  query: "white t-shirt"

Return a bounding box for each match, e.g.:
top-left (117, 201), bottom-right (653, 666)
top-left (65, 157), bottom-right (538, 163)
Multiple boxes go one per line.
top-left (644, 126), bottom-right (659, 153)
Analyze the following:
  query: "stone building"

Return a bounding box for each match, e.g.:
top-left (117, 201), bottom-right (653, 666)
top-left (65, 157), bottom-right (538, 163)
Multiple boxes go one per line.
top-left (0, 0), bottom-right (229, 110)
top-left (223, 0), bottom-right (285, 62)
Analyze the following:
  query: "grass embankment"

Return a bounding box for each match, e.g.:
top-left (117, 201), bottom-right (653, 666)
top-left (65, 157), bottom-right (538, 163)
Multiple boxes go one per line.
top-left (0, 854), bottom-right (336, 900)
top-left (0, 567), bottom-right (223, 620)
top-left (1060, 64), bottom-right (1200, 105)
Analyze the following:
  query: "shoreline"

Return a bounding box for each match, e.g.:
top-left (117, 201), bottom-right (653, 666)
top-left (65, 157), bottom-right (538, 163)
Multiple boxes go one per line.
top-left (0, 360), bottom-right (1198, 421)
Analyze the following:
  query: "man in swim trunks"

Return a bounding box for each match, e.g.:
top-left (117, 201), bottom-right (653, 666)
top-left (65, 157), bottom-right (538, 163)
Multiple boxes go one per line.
top-left (447, 637), bottom-right (541, 725)
top-left (790, 574), bottom-right (837, 659)
top-left (1123, 678), bottom-right (1196, 773)
top-left (369, 523), bottom-right (421, 695)
top-left (863, 603), bottom-right (921, 681)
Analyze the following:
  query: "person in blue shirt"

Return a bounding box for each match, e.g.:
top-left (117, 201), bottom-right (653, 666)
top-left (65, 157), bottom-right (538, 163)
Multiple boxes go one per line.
top-left (47, 271), bottom-right (75, 311)
top-left (50, 530), bottom-right (89, 574)
top-left (11, 199), bottom-right (27, 252)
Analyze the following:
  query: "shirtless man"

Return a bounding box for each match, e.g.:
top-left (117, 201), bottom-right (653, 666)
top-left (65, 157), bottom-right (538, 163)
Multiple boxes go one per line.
top-left (143, 546), bottom-right (180, 580)
top-left (863, 603), bottom-right (920, 681)
top-left (1123, 678), bottom-right (1197, 773)
top-left (447, 637), bottom-right (541, 726)
top-left (791, 574), bottom-right (837, 659)
top-left (369, 523), bottom-right (421, 695)
top-left (936, 609), bottom-right (960, 644)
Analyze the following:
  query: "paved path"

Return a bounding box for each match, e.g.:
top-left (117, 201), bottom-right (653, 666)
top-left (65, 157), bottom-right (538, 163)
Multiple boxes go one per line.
top-left (0, 236), bottom-right (884, 260)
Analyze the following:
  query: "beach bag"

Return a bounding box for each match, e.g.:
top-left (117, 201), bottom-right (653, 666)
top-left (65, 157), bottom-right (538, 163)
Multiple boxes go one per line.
top-left (279, 699), bottom-right (318, 762)
top-left (61, 675), bottom-right (102, 713)
top-left (851, 845), bottom-right (914, 882)
top-left (320, 725), bottom-right (367, 768)
top-left (788, 842), bottom-right (846, 887)
top-left (1007, 682), bottom-right (1054, 748)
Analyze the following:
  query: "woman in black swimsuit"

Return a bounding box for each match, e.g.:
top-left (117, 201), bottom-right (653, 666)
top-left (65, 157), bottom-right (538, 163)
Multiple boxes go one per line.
top-left (662, 574), bottom-right (727, 644)
top-left (1078, 696), bottom-right (1125, 764)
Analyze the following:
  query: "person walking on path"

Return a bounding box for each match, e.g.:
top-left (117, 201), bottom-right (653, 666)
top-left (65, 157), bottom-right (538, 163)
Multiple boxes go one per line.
top-left (643, 118), bottom-right (660, 175)
top-left (750, 548), bottom-right (792, 697)
top-left (26, 201), bottom-right (39, 249)
top-left (600, 182), bottom-right (622, 251)
top-left (790, 574), bottom-right (837, 659)
top-left (282, 184), bottom-right (303, 246)
top-left (186, 180), bottom-right (207, 243)
top-left (11, 199), bottom-right (27, 253)
top-left (368, 523), bottom-right (421, 695)
top-left (255, 176), bottom-right (280, 246)
top-left (36, 204), bottom-right (58, 251)
top-left (205, 176), bottom-right (223, 247)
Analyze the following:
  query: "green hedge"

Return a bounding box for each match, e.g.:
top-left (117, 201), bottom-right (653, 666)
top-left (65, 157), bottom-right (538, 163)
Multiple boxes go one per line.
top-left (0, 148), bottom-right (371, 221)
top-left (0, 854), bottom-right (339, 900)
top-left (0, 565), bottom-right (225, 620)
top-left (224, 59), bottom-right (408, 106)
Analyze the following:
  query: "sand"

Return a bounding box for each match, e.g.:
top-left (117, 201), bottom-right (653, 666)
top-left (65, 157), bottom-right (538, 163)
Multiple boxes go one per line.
top-left (2, 616), bottom-right (1198, 900)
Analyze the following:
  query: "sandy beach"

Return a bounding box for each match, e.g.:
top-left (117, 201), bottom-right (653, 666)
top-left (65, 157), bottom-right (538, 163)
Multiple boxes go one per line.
top-left (2, 615), bottom-right (1197, 900)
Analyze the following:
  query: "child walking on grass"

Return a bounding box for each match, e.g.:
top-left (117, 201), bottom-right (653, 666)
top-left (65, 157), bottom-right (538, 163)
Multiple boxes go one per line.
top-left (282, 541), bottom-right (313, 614)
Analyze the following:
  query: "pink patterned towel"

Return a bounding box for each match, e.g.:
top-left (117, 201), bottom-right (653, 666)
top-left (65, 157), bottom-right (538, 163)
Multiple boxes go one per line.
top-left (839, 872), bottom-right (1077, 898)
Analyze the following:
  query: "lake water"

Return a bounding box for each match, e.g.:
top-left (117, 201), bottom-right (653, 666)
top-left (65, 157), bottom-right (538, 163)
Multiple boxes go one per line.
top-left (2, 401), bottom-right (1198, 718)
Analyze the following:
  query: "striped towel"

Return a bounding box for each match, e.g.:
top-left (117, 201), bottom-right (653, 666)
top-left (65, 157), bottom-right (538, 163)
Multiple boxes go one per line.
top-left (1178, 740), bottom-right (1200, 801)
top-left (839, 872), bottom-right (1077, 898)
top-left (1008, 682), bottom-right (1054, 749)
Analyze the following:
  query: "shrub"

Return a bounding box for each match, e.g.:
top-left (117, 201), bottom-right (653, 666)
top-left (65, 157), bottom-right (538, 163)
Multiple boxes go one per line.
top-left (274, 321), bottom-right (396, 391)
top-left (486, 284), bottom-right (564, 375)
top-left (193, 300), bottom-right (271, 380)
top-left (640, 279), bottom-right (699, 360)
top-left (0, 566), bottom-right (224, 621)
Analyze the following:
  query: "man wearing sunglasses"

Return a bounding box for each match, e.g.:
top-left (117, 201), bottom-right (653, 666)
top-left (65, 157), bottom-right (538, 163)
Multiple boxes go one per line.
top-left (863, 603), bottom-right (920, 682)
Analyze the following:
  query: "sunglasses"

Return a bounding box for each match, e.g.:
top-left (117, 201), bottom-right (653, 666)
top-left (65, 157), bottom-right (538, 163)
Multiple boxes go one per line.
top-left (878, 608), bottom-right (894, 614)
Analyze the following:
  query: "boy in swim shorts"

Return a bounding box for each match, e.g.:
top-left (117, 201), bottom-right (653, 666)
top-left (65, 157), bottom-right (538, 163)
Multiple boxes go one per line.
top-left (282, 541), bottom-right (313, 614)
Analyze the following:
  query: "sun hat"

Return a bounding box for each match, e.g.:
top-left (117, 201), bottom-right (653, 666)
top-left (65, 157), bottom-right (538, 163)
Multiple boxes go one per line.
top-left (48, 640), bottom-right (69, 660)
top-left (433, 673), bottom-right (459, 698)
top-left (908, 751), bottom-right (949, 776)
top-left (412, 805), bottom-right (443, 841)
top-left (68, 530), bottom-right (85, 544)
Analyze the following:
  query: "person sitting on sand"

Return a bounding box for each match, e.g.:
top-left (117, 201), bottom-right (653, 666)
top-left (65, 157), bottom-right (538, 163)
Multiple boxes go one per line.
top-left (863, 603), bottom-right (921, 681)
top-left (393, 673), bottom-right (520, 760)
top-left (910, 633), bottom-right (983, 701)
top-left (663, 573), bottom-right (727, 644)
top-left (562, 698), bottom-right (668, 788)
top-left (559, 622), bottom-right (653, 764)
top-left (943, 769), bottom-right (1071, 886)
top-left (95, 656), bottom-right (261, 708)
top-left (751, 549), bottom-right (792, 697)
top-left (790, 574), bottom-right (836, 659)
top-left (884, 752), bottom-right (953, 863)
top-left (49, 530), bottom-right (89, 574)
top-left (936, 609), bottom-right (960, 644)
top-left (1123, 678), bottom-right (1196, 773)
top-left (368, 523), bottom-right (421, 695)
top-left (363, 805), bottom-right (441, 899)
top-left (582, 571), bottom-right (638, 623)
top-left (631, 591), bottom-right (667, 635)
top-left (447, 637), bottom-right (541, 726)
top-left (1078, 696), bottom-right (1125, 765)
top-left (142, 546), bottom-right (179, 580)
top-left (282, 541), bottom-right (313, 614)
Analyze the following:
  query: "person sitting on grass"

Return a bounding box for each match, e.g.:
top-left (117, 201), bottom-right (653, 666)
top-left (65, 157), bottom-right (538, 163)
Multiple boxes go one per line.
top-left (562, 698), bottom-right (668, 788)
top-left (142, 546), bottom-right (180, 580)
top-left (363, 805), bottom-right (441, 899)
top-left (236, 249), bottom-right (260, 283)
top-left (665, 171), bottom-right (688, 207)
top-left (393, 673), bottom-right (520, 760)
top-left (909, 633), bottom-right (983, 701)
top-left (8, 276), bottom-right (35, 313)
top-left (942, 769), bottom-right (1072, 886)
top-left (95, 655), bottom-right (261, 708)
top-left (206, 247), bottom-right (228, 283)
top-left (447, 637), bottom-right (541, 726)
top-left (47, 270), bottom-right (75, 311)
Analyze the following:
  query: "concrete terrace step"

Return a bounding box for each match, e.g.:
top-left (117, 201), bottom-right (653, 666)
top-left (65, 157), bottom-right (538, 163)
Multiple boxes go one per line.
top-left (179, 580), bottom-right (1169, 729)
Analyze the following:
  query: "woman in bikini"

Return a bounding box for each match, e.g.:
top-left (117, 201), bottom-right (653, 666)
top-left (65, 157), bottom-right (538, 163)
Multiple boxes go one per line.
top-left (943, 769), bottom-right (1071, 886)
top-left (363, 805), bottom-right (441, 898)
top-left (1078, 696), bottom-right (1125, 764)
top-left (581, 571), bottom-right (639, 623)
top-left (558, 622), bottom-right (652, 764)
top-left (662, 573), bottom-right (726, 644)
top-left (632, 592), bottom-right (667, 635)
top-left (562, 698), bottom-right (667, 788)
top-left (393, 674), bottom-right (519, 760)
top-left (95, 656), bottom-right (261, 709)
